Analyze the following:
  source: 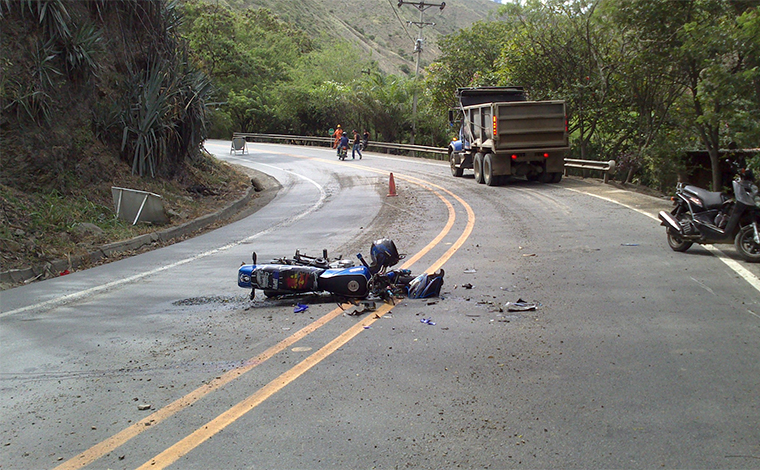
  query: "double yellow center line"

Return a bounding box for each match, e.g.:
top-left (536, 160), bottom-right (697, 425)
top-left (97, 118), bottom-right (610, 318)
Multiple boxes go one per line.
top-left (55, 162), bottom-right (474, 470)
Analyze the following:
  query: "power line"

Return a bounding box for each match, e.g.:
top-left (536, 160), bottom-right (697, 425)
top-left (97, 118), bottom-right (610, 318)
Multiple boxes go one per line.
top-left (385, 0), bottom-right (415, 41)
top-left (397, 1), bottom-right (446, 147)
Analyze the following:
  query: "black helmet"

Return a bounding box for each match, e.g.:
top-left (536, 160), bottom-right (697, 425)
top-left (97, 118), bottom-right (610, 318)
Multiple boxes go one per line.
top-left (370, 238), bottom-right (400, 270)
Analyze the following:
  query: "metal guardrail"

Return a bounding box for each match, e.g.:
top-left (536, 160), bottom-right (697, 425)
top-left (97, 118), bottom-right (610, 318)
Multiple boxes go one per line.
top-left (232, 132), bottom-right (448, 159)
top-left (233, 133), bottom-right (619, 183)
top-left (564, 158), bottom-right (616, 184)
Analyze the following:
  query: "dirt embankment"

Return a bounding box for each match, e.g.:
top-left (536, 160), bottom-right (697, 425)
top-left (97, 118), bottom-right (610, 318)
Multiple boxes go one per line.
top-left (0, 161), bottom-right (279, 290)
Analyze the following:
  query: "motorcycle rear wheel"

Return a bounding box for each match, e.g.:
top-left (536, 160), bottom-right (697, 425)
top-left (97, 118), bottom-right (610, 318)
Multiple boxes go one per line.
top-left (667, 229), bottom-right (693, 252)
top-left (667, 208), bottom-right (693, 252)
top-left (735, 225), bottom-right (760, 262)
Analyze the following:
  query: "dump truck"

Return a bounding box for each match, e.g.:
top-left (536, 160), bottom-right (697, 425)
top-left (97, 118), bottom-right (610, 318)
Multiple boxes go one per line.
top-left (448, 86), bottom-right (569, 185)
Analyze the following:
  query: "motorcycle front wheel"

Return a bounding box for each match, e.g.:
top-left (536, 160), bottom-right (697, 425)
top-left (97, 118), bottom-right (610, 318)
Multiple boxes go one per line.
top-left (735, 225), bottom-right (760, 262)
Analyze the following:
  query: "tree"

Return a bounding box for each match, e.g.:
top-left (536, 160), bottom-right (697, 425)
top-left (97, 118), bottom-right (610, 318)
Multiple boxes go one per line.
top-left (425, 19), bottom-right (514, 115)
top-left (616, 0), bottom-right (759, 190)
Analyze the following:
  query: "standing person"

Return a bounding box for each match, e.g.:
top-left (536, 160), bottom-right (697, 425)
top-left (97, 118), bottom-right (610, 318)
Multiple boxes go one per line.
top-left (362, 129), bottom-right (369, 151)
top-left (351, 129), bottom-right (362, 160)
top-left (332, 125), bottom-right (343, 153)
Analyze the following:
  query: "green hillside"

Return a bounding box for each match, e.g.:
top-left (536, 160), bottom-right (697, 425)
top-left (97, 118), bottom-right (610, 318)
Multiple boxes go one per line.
top-left (217, 0), bottom-right (500, 75)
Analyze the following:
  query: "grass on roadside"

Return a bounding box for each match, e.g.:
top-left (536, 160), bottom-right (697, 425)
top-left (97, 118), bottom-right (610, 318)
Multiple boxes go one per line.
top-left (0, 152), bottom-right (250, 274)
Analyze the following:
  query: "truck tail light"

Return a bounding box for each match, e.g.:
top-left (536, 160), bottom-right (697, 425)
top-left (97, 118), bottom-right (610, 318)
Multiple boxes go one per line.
top-left (511, 154), bottom-right (517, 160)
top-left (544, 153), bottom-right (549, 158)
top-left (565, 116), bottom-right (568, 133)
top-left (493, 115), bottom-right (497, 137)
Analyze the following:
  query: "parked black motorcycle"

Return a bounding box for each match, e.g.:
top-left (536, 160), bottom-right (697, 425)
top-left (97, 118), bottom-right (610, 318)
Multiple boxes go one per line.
top-left (658, 167), bottom-right (760, 262)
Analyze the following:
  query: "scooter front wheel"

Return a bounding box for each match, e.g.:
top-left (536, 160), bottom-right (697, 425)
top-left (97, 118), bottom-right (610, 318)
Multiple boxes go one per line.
top-left (735, 225), bottom-right (760, 262)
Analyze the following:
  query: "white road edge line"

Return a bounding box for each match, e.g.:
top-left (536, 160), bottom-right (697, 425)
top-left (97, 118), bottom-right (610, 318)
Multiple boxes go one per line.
top-left (1, 163), bottom-right (326, 318)
top-left (563, 186), bottom-right (760, 294)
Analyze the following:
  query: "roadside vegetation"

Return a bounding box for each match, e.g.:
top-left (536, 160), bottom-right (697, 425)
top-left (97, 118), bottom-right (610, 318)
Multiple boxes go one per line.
top-left (1, 0), bottom-right (758, 277)
top-left (181, 0), bottom-right (759, 191)
top-left (0, 0), bottom-right (249, 275)
top-left (424, 0), bottom-right (760, 191)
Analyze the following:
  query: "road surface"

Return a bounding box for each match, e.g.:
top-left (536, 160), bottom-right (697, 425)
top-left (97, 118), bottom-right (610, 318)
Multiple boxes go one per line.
top-left (2, 140), bottom-right (759, 469)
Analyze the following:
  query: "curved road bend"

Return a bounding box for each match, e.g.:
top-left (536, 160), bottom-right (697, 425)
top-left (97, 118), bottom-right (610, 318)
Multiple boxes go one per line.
top-left (1, 140), bottom-right (758, 469)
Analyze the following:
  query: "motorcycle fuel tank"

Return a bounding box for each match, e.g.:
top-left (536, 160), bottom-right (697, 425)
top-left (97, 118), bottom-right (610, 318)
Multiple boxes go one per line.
top-left (317, 266), bottom-right (371, 298)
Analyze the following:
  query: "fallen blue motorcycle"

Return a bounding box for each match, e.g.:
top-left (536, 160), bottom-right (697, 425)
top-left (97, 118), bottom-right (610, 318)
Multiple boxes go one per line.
top-left (238, 238), bottom-right (444, 302)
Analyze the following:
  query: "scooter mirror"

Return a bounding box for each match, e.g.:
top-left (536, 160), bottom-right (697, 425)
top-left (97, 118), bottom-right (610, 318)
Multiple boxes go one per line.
top-left (252, 252), bottom-right (257, 264)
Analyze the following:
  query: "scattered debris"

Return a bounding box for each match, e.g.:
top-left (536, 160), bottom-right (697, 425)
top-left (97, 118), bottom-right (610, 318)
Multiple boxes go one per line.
top-left (293, 303), bottom-right (308, 313)
top-left (621, 243), bottom-right (639, 246)
top-left (522, 253), bottom-right (536, 257)
top-left (461, 283), bottom-right (473, 289)
top-left (347, 301), bottom-right (377, 316)
top-left (505, 298), bottom-right (538, 311)
top-left (464, 268), bottom-right (477, 274)
top-left (137, 404), bottom-right (152, 411)
top-left (420, 318), bottom-right (436, 326)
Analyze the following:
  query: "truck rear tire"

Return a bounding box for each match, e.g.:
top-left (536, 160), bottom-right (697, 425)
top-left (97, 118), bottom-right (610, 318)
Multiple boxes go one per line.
top-left (550, 172), bottom-right (562, 183)
top-left (450, 153), bottom-right (464, 177)
top-left (483, 153), bottom-right (498, 186)
top-left (473, 153), bottom-right (484, 184)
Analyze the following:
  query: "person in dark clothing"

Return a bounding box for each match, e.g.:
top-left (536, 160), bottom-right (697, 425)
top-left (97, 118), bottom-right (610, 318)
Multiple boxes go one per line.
top-left (352, 129), bottom-right (363, 159)
top-left (338, 133), bottom-right (349, 158)
top-left (361, 129), bottom-right (369, 151)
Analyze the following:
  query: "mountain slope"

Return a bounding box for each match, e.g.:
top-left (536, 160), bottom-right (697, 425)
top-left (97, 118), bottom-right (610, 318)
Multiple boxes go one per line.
top-left (218, 0), bottom-right (501, 74)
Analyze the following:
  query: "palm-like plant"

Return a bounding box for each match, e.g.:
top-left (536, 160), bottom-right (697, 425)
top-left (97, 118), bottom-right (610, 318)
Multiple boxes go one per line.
top-left (121, 64), bottom-right (173, 178)
top-left (62, 21), bottom-right (102, 79)
top-left (1, 0), bottom-right (71, 41)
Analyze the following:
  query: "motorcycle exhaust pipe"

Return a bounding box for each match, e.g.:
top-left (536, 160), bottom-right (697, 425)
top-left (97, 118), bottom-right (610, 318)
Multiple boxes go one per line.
top-left (658, 211), bottom-right (683, 234)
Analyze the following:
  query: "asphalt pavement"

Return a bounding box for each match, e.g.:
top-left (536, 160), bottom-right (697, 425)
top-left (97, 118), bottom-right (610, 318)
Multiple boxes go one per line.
top-left (2, 144), bottom-right (759, 470)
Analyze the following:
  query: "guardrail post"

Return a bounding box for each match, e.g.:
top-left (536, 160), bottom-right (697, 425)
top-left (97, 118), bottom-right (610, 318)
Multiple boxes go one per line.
top-left (604, 160), bottom-right (616, 184)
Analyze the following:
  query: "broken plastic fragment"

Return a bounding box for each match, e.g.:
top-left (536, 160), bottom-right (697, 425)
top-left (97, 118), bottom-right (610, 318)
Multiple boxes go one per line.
top-left (294, 303), bottom-right (308, 313)
top-left (420, 318), bottom-right (436, 325)
top-left (505, 298), bottom-right (538, 311)
top-left (464, 268), bottom-right (477, 274)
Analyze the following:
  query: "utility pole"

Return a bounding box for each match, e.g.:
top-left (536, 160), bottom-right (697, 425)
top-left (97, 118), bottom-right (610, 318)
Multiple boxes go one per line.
top-left (397, 1), bottom-right (445, 147)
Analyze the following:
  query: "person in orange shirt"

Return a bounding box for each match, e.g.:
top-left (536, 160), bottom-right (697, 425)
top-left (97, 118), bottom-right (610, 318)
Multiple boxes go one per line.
top-left (332, 125), bottom-right (343, 152)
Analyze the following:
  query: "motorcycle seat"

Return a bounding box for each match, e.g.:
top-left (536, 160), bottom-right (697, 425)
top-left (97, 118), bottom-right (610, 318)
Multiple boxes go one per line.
top-left (683, 185), bottom-right (726, 209)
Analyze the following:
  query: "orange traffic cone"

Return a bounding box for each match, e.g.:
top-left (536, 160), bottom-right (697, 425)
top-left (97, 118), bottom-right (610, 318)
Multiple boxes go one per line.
top-left (387, 173), bottom-right (397, 197)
